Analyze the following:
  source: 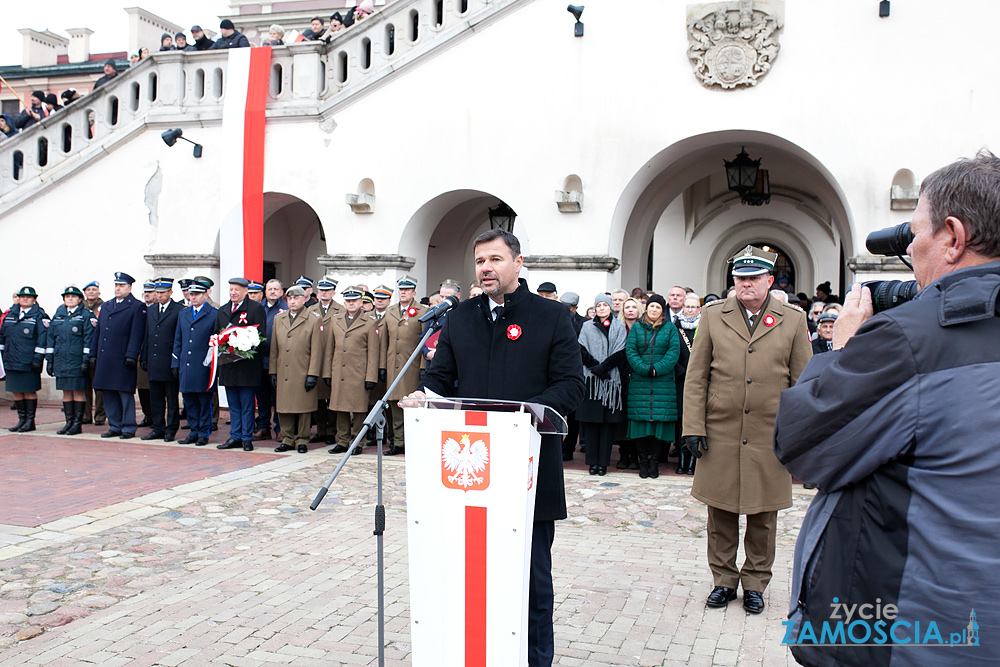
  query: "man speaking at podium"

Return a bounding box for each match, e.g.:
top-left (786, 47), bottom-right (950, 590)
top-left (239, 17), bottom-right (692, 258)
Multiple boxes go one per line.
top-left (402, 229), bottom-right (584, 667)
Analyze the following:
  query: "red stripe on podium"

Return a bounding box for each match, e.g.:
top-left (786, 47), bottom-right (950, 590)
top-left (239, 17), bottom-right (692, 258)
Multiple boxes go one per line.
top-left (465, 411), bottom-right (488, 427)
top-left (466, 505), bottom-right (487, 666)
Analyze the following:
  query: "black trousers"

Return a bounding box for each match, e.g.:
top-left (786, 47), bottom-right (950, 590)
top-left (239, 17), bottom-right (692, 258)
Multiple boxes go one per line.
top-left (529, 520), bottom-right (556, 667)
top-left (255, 375), bottom-right (277, 432)
top-left (581, 422), bottom-right (615, 467)
top-left (149, 380), bottom-right (180, 436)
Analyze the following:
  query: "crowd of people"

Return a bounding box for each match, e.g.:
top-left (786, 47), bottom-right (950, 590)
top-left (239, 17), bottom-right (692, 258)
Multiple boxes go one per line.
top-left (0, 269), bottom-right (842, 467)
top-left (0, 7), bottom-right (386, 147)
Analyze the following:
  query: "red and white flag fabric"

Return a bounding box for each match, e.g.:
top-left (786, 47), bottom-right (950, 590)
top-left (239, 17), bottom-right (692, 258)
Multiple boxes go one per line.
top-left (219, 46), bottom-right (271, 284)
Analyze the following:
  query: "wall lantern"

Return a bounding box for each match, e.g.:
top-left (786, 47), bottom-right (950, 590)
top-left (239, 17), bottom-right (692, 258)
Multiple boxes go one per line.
top-left (724, 146), bottom-right (760, 194)
top-left (488, 202), bottom-right (517, 232)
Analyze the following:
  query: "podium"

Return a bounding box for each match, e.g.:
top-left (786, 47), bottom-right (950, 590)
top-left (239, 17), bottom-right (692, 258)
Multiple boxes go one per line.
top-left (404, 398), bottom-right (567, 667)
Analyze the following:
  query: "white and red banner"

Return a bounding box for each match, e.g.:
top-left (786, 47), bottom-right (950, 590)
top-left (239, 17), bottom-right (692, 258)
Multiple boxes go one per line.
top-left (219, 46), bottom-right (271, 284)
top-left (405, 406), bottom-right (542, 666)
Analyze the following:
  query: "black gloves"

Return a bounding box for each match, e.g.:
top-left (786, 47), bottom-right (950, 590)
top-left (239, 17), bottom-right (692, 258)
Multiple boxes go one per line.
top-left (323, 378), bottom-right (331, 388)
top-left (365, 381), bottom-right (376, 391)
top-left (171, 367), bottom-right (179, 380)
top-left (378, 369), bottom-right (386, 383)
top-left (590, 362), bottom-right (610, 380)
top-left (270, 374), bottom-right (277, 389)
top-left (684, 435), bottom-right (708, 458)
top-left (46, 360), bottom-right (55, 377)
top-left (140, 361), bottom-right (147, 371)
top-left (125, 357), bottom-right (137, 370)
top-left (30, 362), bottom-right (42, 374)
top-left (647, 366), bottom-right (656, 377)
top-left (81, 358), bottom-right (90, 374)
top-left (304, 375), bottom-right (317, 392)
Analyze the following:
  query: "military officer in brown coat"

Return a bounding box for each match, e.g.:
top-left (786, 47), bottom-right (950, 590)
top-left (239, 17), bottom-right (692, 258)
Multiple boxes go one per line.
top-left (379, 276), bottom-right (427, 455)
top-left (682, 246), bottom-right (812, 614)
top-left (270, 286), bottom-right (324, 453)
top-left (308, 276), bottom-right (342, 444)
top-left (323, 286), bottom-right (379, 455)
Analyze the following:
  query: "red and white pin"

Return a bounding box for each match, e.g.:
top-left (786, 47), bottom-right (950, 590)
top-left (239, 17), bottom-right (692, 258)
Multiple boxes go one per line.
top-left (763, 314), bottom-right (776, 327)
top-left (407, 306), bottom-right (418, 318)
top-left (507, 324), bottom-right (522, 340)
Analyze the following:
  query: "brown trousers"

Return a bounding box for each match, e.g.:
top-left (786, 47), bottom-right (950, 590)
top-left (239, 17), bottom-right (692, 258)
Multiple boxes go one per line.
top-left (277, 412), bottom-right (311, 446)
top-left (706, 506), bottom-right (777, 592)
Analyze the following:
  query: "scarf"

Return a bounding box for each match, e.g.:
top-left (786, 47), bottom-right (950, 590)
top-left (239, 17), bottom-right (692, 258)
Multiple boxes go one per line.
top-left (677, 313), bottom-right (700, 330)
top-left (578, 317), bottom-right (626, 412)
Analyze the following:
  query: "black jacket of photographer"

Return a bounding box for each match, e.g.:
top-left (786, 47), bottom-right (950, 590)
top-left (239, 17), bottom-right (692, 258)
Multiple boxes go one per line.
top-left (774, 261), bottom-right (1000, 667)
top-left (420, 280), bottom-right (585, 522)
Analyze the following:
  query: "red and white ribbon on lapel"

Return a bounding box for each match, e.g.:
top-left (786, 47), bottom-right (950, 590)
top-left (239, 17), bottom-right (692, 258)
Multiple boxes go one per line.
top-left (219, 46), bottom-right (271, 286)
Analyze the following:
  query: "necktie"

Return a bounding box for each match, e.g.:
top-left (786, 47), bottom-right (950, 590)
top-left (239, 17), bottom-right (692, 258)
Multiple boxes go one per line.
top-left (232, 303), bottom-right (237, 314)
top-left (161, 305), bottom-right (166, 314)
top-left (493, 305), bottom-right (504, 321)
top-left (749, 313), bottom-right (757, 329)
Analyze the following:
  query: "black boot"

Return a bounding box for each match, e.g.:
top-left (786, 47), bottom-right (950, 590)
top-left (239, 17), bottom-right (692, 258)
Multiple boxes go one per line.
top-left (686, 450), bottom-right (697, 476)
top-left (637, 440), bottom-right (650, 479)
top-left (56, 401), bottom-right (74, 435)
top-left (18, 399), bottom-right (37, 432)
top-left (66, 402), bottom-right (85, 435)
top-left (649, 441), bottom-right (661, 479)
top-left (616, 443), bottom-right (631, 469)
top-left (9, 400), bottom-right (27, 432)
top-left (677, 447), bottom-right (688, 475)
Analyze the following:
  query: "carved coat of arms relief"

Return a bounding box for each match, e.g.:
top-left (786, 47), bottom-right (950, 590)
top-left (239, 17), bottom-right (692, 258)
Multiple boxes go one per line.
top-left (687, 0), bottom-right (784, 89)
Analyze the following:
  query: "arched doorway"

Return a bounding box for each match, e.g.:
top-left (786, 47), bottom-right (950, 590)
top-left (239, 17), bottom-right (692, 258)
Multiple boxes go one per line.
top-left (262, 193), bottom-right (326, 287)
top-left (614, 131), bottom-right (854, 298)
top-left (400, 190), bottom-right (530, 294)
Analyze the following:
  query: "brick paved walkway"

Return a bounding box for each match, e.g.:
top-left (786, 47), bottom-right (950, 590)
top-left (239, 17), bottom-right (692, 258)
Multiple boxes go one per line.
top-left (0, 407), bottom-right (807, 666)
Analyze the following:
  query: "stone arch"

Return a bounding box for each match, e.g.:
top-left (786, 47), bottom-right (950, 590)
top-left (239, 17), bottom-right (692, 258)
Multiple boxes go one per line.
top-left (261, 192), bottom-right (326, 287)
top-left (398, 189), bottom-right (530, 294)
top-left (612, 130), bottom-right (855, 297)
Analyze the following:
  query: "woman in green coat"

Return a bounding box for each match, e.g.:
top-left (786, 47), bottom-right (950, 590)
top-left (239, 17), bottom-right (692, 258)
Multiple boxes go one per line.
top-left (625, 294), bottom-right (680, 478)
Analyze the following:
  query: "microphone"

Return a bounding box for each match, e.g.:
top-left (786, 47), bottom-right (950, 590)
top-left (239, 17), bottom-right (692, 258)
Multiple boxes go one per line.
top-left (418, 295), bottom-right (460, 323)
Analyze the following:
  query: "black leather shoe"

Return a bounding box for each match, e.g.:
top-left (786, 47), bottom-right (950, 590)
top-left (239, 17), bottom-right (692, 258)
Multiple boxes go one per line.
top-left (743, 590), bottom-right (765, 614)
top-left (385, 444), bottom-right (404, 456)
top-left (163, 433), bottom-right (175, 443)
top-left (706, 586), bottom-right (738, 608)
top-left (309, 434), bottom-right (326, 443)
top-left (588, 465), bottom-right (598, 475)
top-left (179, 434), bottom-right (199, 445)
top-left (217, 438), bottom-right (241, 450)
top-left (274, 444), bottom-right (294, 452)
top-left (196, 437), bottom-right (209, 446)
top-left (803, 483), bottom-right (817, 490)
top-left (100, 430), bottom-right (122, 438)
top-left (351, 446), bottom-right (362, 455)
top-left (242, 441), bottom-right (254, 452)
top-left (597, 466), bottom-right (607, 476)
top-left (141, 431), bottom-right (164, 441)
top-left (297, 444), bottom-right (308, 454)
top-left (119, 433), bottom-right (135, 440)
top-left (329, 444), bottom-right (349, 454)
top-left (139, 418), bottom-right (153, 428)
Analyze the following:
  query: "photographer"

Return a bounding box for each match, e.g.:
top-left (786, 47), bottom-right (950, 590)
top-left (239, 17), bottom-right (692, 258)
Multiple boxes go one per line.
top-left (774, 150), bottom-right (1000, 665)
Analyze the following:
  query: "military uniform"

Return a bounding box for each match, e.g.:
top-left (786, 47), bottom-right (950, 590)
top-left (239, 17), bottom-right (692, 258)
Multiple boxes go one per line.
top-left (135, 280), bottom-right (157, 428)
top-left (682, 246), bottom-right (812, 611)
top-left (172, 281), bottom-right (218, 443)
top-left (0, 287), bottom-right (50, 431)
top-left (379, 299), bottom-right (427, 452)
top-left (307, 280), bottom-right (343, 443)
top-left (270, 305), bottom-right (324, 452)
top-left (142, 279), bottom-right (183, 441)
top-left (45, 288), bottom-right (95, 434)
top-left (322, 287), bottom-right (379, 453)
top-left (83, 285), bottom-right (105, 424)
top-left (91, 273), bottom-right (147, 438)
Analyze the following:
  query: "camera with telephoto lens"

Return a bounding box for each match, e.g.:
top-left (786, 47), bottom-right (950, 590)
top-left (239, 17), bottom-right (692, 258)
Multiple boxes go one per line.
top-left (863, 222), bottom-right (920, 313)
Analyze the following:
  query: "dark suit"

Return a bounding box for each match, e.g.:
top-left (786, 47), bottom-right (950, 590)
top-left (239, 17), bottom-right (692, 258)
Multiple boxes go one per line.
top-left (172, 303), bottom-right (218, 438)
top-left (421, 280), bottom-right (584, 667)
top-left (216, 299), bottom-right (267, 442)
top-left (91, 294), bottom-right (146, 435)
top-left (143, 300), bottom-right (183, 437)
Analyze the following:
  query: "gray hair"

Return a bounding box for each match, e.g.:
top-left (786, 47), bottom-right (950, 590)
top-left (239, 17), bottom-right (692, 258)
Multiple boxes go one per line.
top-left (269, 24), bottom-right (285, 37)
top-left (769, 289), bottom-right (789, 303)
top-left (921, 149), bottom-right (1000, 259)
top-left (265, 278), bottom-right (284, 289)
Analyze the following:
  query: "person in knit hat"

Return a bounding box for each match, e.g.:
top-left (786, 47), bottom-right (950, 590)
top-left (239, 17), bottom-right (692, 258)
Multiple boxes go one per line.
top-left (159, 32), bottom-right (175, 51)
top-left (14, 91), bottom-right (48, 130)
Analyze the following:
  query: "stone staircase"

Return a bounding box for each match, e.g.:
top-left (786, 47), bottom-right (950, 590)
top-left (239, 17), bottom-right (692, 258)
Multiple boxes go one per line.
top-left (0, 0), bottom-right (530, 218)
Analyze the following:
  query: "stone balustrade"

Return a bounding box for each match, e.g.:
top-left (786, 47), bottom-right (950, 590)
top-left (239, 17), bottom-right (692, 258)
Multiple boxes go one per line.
top-left (0, 0), bottom-right (522, 213)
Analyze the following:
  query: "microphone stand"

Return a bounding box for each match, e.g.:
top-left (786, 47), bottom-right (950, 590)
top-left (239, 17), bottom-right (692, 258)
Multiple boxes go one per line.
top-left (310, 311), bottom-right (444, 667)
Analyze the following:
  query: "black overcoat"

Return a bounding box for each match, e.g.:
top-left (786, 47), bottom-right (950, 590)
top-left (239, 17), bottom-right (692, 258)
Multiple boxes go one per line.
top-left (142, 300), bottom-right (183, 382)
top-left (172, 304), bottom-right (218, 393)
top-left (421, 280), bottom-right (585, 522)
top-left (215, 299), bottom-right (267, 387)
top-left (91, 294), bottom-right (146, 392)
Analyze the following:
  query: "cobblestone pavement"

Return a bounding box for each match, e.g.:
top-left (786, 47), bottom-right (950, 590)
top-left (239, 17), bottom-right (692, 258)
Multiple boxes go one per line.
top-left (0, 410), bottom-right (809, 666)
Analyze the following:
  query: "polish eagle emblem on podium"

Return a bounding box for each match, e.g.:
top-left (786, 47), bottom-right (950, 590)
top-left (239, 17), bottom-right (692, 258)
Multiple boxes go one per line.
top-left (441, 431), bottom-right (490, 491)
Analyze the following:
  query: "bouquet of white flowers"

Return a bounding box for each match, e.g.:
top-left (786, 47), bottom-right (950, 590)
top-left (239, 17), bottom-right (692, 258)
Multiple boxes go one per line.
top-left (213, 325), bottom-right (263, 362)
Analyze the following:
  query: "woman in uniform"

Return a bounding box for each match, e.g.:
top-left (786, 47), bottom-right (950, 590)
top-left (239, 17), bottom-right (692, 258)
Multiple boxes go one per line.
top-left (45, 286), bottom-right (95, 435)
top-left (0, 287), bottom-right (50, 432)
